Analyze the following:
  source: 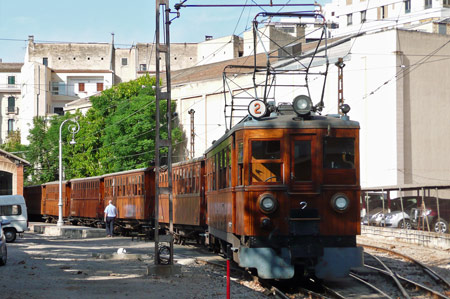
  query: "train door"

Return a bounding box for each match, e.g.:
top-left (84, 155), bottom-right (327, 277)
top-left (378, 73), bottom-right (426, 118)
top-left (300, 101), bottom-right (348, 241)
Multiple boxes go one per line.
top-left (289, 134), bottom-right (318, 192)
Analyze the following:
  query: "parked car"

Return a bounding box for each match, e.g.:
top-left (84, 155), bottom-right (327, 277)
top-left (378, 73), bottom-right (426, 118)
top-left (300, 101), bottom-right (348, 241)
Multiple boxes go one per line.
top-left (0, 195), bottom-right (29, 242)
top-left (0, 219), bottom-right (11, 266)
top-left (383, 197), bottom-right (418, 229)
top-left (410, 197), bottom-right (450, 233)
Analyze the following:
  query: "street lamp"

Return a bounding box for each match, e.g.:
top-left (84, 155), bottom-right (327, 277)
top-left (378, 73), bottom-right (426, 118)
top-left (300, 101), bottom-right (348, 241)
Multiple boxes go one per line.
top-left (57, 119), bottom-right (80, 227)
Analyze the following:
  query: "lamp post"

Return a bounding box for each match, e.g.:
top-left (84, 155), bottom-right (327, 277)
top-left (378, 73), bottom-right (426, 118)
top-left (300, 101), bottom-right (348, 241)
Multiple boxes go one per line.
top-left (57, 119), bottom-right (80, 227)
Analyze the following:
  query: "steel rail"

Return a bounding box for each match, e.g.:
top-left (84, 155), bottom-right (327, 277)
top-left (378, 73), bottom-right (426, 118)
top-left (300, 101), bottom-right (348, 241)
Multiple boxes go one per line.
top-left (365, 251), bottom-right (411, 298)
top-left (360, 243), bottom-right (450, 288)
top-left (364, 264), bottom-right (450, 299)
top-left (349, 272), bottom-right (393, 298)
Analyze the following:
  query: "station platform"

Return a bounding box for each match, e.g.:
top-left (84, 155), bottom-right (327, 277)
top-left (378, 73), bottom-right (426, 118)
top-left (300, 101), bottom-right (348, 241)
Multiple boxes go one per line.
top-left (30, 222), bottom-right (105, 238)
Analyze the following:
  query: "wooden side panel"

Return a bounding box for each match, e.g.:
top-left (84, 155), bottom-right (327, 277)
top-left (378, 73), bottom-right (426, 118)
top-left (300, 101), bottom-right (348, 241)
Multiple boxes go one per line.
top-left (42, 183), bottom-right (69, 217)
top-left (319, 190), bottom-right (360, 235)
top-left (103, 169), bottom-right (153, 221)
top-left (70, 179), bottom-right (102, 218)
top-left (23, 185), bottom-right (42, 216)
top-left (234, 190), bottom-right (246, 235)
top-left (174, 194), bottom-right (201, 225)
top-left (207, 190), bottom-right (233, 233)
top-left (158, 194), bottom-right (170, 223)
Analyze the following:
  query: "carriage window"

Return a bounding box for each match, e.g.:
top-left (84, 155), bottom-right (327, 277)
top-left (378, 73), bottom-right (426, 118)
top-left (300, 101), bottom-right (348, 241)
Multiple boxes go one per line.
top-left (324, 138), bottom-right (355, 169)
top-left (251, 140), bottom-right (282, 183)
top-left (252, 140), bottom-right (280, 160)
top-left (237, 142), bottom-right (244, 185)
top-left (293, 140), bottom-right (312, 181)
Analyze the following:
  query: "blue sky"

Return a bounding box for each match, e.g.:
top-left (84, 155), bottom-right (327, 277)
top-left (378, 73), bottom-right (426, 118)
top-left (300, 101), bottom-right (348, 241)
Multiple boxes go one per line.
top-left (0, 0), bottom-right (328, 62)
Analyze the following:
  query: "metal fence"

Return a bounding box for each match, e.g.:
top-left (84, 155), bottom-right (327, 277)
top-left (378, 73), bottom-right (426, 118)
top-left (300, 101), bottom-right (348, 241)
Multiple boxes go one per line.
top-left (361, 184), bottom-right (450, 234)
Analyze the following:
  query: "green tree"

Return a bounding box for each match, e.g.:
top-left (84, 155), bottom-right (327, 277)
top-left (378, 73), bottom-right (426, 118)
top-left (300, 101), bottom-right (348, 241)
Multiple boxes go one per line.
top-left (25, 74), bottom-right (184, 184)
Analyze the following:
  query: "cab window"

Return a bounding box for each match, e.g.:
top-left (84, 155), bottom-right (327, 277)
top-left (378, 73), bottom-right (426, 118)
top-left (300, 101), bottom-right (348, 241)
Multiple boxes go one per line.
top-left (293, 140), bottom-right (312, 181)
top-left (323, 137), bottom-right (355, 169)
top-left (251, 140), bottom-right (282, 183)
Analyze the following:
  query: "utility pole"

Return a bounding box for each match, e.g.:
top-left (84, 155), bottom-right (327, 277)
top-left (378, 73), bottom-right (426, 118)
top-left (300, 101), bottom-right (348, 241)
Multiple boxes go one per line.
top-left (154, 0), bottom-right (174, 266)
top-left (336, 57), bottom-right (345, 114)
top-left (188, 109), bottom-right (195, 159)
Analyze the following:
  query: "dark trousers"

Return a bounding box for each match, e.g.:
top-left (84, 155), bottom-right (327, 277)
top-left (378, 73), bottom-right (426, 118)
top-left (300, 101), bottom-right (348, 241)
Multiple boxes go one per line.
top-left (106, 217), bottom-right (115, 236)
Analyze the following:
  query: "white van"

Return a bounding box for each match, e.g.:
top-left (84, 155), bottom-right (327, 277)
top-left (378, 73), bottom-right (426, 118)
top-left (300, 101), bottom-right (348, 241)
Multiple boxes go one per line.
top-left (0, 195), bottom-right (28, 242)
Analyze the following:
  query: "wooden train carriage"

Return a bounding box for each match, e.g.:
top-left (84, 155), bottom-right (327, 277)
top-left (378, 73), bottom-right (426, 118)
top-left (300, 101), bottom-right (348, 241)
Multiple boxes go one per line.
top-left (69, 176), bottom-right (104, 226)
top-left (41, 181), bottom-right (71, 222)
top-left (23, 185), bottom-right (42, 220)
top-left (205, 102), bottom-right (362, 280)
top-left (158, 157), bottom-right (206, 242)
top-left (103, 168), bottom-right (155, 231)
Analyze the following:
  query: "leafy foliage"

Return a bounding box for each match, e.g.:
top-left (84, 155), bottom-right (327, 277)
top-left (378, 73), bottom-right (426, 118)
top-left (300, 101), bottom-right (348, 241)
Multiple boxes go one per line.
top-left (23, 75), bottom-right (184, 185)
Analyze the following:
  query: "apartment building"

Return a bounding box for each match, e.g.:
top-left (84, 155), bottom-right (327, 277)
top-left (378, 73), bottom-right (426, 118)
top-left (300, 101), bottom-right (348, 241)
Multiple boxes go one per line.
top-left (0, 62), bottom-right (22, 144)
top-left (324, 0), bottom-right (450, 37)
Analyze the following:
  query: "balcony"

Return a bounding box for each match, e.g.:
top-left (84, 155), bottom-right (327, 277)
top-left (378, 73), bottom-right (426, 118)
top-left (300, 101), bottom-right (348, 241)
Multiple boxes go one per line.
top-left (5, 107), bottom-right (19, 115)
top-left (0, 84), bottom-right (20, 92)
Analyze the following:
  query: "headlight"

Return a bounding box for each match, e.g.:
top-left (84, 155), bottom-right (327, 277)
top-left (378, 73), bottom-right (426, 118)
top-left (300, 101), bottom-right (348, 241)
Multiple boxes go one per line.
top-left (292, 95), bottom-right (313, 116)
top-left (258, 193), bottom-right (278, 214)
top-left (331, 193), bottom-right (350, 212)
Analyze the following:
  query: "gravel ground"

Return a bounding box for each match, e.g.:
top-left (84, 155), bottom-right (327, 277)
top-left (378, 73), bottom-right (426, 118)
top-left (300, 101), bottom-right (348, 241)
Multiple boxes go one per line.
top-left (2, 232), bottom-right (267, 299)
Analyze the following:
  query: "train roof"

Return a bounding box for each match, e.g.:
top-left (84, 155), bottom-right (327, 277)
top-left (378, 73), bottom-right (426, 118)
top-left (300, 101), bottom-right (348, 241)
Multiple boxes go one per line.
top-left (70, 176), bottom-right (103, 182)
top-left (43, 180), bottom-right (69, 186)
top-left (206, 111), bottom-right (360, 154)
top-left (101, 167), bottom-right (154, 178)
top-left (171, 157), bottom-right (205, 168)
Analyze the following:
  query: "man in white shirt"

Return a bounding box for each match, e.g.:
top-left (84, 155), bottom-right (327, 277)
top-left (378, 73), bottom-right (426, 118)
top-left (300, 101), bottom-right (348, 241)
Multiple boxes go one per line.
top-left (104, 200), bottom-right (118, 237)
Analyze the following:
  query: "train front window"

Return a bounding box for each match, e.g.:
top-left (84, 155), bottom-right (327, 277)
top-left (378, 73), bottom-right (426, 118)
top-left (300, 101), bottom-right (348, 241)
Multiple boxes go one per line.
top-left (251, 140), bottom-right (282, 183)
top-left (293, 140), bottom-right (312, 181)
top-left (323, 138), bottom-right (355, 169)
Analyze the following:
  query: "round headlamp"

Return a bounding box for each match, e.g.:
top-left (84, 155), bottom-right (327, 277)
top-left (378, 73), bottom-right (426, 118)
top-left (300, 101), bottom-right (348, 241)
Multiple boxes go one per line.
top-left (258, 193), bottom-right (278, 214)
top-left (293, 95), bottom-right (313, 116)
top-left (331, 193), bottom-right (350, 212)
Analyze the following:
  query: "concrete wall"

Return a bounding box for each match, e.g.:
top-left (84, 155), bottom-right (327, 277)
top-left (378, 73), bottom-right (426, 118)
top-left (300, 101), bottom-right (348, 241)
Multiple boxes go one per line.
top-left (243, 25), bottom-right (300, 57)
top-left (27, 39), bottom-right (112, 71)
top-left (114, 48), bottom-right (136, 83)
top-left (197, 35), bottom-right (241, 66)
top-left (396, 30), bottom-right (450, 185)
top-left (136, 42), bottom-right (198, 75)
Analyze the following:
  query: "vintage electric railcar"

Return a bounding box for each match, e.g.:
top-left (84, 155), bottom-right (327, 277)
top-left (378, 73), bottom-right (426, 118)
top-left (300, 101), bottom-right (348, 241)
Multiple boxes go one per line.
top-left (158, 158), bottom-right (206, 243)
top-left (103, 168), bottom-right (156, 232)
top-left (69, 176), bottom-right (103, 226)
top-left (41, 181), bottom-right (71, 223)
top-left (204, 98), bottom-right (363, 279)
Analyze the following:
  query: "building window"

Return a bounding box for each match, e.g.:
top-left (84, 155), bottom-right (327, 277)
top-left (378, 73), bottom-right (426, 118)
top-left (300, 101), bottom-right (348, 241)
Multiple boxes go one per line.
top-left (347, 13), bottom-right (353, 25)
top-left (425, 0), bottom-right (432, 8)
top-left (7, 119), bottom-right (14, 133)
top-left (43, 57), bottom-right (48, 66)
top-left (79, 82), bottom-right (85, 92)
top-left (97, 83), bottom-right (104, 91)
top-left (7, 76), bottom-right (15, 85)
top-left (140, 64), bottom-right (147, 71)
top-left (405, 0), bottom-right (411, 12)
top-left (445, 0), bottom-right (450, 7)
top-left (54, 107), bottom-right (64, 116)
top-left (361, 10), bottom-right (367, 23)
top-left (51, 82), bottom-right (66, 95)
top-left (378, 5), bottom-right (388, 19)
top-left (121, 58), bottom-right (128, 66)
top-left (7, 96), bottom-right (15, 113)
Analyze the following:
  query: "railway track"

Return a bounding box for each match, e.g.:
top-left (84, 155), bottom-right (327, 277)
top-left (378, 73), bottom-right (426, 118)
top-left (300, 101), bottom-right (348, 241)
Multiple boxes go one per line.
top-left (349, 244), bottom-right (450, 299)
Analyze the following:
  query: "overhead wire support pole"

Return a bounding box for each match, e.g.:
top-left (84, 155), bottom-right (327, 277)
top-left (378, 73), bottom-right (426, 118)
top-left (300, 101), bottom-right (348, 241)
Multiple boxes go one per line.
top-left (155, 0), bottom-right (174, 266)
